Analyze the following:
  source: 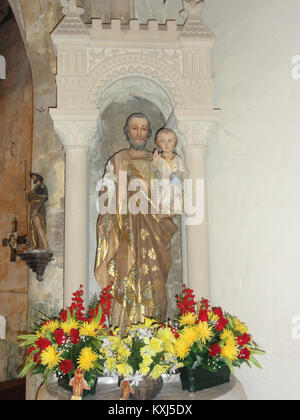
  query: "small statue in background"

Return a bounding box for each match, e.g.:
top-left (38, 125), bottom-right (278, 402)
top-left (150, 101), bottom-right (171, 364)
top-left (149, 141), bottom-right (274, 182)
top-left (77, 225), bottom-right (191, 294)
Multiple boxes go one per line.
top-left (120, 378), bottom-right (135, 400)
top-left (27, 173), bottom-right (49, 250)
top-left (69, 368), bottom-right (91, 400)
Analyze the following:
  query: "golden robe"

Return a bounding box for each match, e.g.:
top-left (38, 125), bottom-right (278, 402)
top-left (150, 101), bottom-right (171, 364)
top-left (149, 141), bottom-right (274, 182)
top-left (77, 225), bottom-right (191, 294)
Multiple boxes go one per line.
top-left (95, 149), bottom-right (177, 331)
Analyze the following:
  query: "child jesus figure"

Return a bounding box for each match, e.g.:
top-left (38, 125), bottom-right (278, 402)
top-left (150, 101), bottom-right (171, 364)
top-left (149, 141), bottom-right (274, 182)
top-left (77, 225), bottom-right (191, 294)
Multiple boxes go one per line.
top-left (152, 128), bottom-right (187, 215)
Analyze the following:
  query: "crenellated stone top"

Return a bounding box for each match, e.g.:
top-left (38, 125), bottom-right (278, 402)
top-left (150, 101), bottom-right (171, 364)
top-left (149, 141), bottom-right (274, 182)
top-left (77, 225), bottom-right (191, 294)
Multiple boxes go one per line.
top-left (53, 0), bottom-right (215, 44)
top-left (90, 18), bottom-right (180, 41)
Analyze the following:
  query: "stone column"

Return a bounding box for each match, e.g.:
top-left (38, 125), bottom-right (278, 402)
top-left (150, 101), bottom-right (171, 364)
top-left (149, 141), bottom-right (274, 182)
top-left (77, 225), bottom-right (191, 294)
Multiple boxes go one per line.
top-left (49, 110), bottom-right (98, 306)
top-left (176, 110), bottom-right (218, 300)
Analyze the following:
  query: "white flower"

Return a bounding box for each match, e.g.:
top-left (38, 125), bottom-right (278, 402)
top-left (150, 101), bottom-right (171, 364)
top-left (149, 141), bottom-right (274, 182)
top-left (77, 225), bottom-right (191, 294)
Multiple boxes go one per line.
top-left (128, 372), bottom-right (145, 387)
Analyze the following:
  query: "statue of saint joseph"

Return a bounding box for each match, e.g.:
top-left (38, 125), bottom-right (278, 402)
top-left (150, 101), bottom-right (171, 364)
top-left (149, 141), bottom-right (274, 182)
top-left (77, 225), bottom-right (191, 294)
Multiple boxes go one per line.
top-left (95, 113), bottom-right (177, 331)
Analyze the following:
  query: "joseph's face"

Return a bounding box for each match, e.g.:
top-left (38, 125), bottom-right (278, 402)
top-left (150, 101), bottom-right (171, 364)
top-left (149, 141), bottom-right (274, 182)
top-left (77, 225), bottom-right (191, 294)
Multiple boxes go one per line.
top-left (127, 117), bottom-right (149, 150)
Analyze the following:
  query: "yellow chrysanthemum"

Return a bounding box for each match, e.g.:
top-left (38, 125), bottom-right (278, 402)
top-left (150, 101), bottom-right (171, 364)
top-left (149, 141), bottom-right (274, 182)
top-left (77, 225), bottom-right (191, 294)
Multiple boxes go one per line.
top-left (179, 313), bottom-right (197, 326)
top-left (220, 329), bottom-right (236, 345)
top-left (195, 322), bottom-right (214, 345)
top-left (77, 347), bottom-right (98, 371)
top-left (79, 320), bottom-right (100, 338)
top-left (174, 339), bottom-right (190, 360)
top-left (116, 363), bottom-right (133, 377)
top-left (181, 326), bottom-right (198, 347)
top-left (40, 346), bottom-right (62, 369)
top-left (233, 318), bottom-right (249, 334)
top-left (41, 320), bottom-right (61, 335)
top-left (60, 319), bottom-right (80, 335)
top-left (221, 342), bottom-right (238, 361)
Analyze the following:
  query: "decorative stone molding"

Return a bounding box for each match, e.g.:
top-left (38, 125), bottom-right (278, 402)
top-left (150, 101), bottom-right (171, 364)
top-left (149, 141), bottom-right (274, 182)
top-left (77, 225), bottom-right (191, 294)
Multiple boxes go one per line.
top-left (49, 109), bottom-right (99, 150)
top-left (50, 2), bottom-right (216, 111)
top-left (87, 53), bottom-right (184, 109)
top-left (60, 0), bottom-right (84, 17)
top-left (180, 0), bottom-right (215, 40)
top-left (177, 120), bottom-right (218, 148)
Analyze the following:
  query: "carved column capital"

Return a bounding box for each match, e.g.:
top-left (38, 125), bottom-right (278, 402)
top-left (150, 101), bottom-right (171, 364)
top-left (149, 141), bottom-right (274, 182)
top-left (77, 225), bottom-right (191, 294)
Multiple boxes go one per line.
top-left (178, 120), bottom-right (217, 149)
top-left (49, 109), bottom-right (98, 151)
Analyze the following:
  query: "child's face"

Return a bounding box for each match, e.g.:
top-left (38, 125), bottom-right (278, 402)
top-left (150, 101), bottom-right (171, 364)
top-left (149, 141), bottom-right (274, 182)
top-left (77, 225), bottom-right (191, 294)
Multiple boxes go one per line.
top-left (157, 133), bottom-right (177, 153)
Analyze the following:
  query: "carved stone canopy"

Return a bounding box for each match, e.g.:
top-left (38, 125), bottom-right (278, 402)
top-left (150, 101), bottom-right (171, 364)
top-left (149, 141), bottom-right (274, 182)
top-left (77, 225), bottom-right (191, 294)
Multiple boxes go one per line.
top-left (49, 0), bottom-right (219, 305)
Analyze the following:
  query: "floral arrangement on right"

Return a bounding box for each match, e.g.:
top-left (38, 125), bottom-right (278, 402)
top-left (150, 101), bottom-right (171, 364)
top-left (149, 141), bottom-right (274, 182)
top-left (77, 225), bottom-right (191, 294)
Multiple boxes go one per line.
top-left (173, 285), bottom-right (265, 376)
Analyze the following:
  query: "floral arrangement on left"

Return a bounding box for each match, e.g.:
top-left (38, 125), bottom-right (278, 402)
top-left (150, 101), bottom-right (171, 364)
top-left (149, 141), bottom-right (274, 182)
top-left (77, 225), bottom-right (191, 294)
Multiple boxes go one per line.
top-left (18, 284), bottom-right (113, 393)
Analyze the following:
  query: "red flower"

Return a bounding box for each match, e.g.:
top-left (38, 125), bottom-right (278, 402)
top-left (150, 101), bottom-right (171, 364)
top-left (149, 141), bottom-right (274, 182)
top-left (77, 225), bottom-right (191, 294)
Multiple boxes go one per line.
top-left (237, 333), bottom-right (251, 346)
top-left (70, 328), bottom-right (80, 344)
top-left (33, 351), bottom-right (42, 364)
top-left (27, 347), bottom-right (36, 358)
top-left (59, 309), bottom-right (68, 322)
top-left (200, 298), bottom-right (209, 310)
top-left (27, 346), bottom-right (41, 364)
top-left (238, 348), bottom-right (251, 360)
top-left (54, 329), bottom-right (67, 346)
top-left (198, 310), bottom-right (209, 322)
top-left (213, 307), bottom-right (223, 318)
top-left (176, 286), bottom-right (197, 315)
top-left (60, 360), bottom-right (73, 375)
top-left (209, 343), bottom-right (222, 357)
top-left (215, 317), bottom-right (229, 332)
top-left (36, 337), bottom-right (51, 350)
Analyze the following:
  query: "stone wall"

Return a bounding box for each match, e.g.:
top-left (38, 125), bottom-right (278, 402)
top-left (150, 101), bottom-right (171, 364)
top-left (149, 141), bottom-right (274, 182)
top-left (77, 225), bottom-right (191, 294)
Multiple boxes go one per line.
top-left (0, 15), bottom-right (32, 381)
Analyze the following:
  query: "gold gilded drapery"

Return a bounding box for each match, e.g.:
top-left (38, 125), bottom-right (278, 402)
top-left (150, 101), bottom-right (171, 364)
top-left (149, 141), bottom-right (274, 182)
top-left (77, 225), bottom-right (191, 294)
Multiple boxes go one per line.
top-left (95, 150), bottom-right (177, 332)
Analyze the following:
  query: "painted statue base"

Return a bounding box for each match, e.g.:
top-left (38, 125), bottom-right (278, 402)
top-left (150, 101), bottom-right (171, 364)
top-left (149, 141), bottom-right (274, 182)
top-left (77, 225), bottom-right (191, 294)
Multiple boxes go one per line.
top-left (36, 374), bottom-right (247, 401)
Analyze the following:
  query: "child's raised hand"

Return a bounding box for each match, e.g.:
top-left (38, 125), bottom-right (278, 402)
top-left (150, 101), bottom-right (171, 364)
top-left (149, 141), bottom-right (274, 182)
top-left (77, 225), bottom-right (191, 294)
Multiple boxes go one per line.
top-left (152, 149), bottom-right (161, 167)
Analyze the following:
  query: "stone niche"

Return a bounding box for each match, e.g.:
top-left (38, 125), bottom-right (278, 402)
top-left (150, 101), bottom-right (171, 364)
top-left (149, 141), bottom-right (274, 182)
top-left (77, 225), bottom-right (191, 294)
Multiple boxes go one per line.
top-left (49, 0), bottom-right (220, 308)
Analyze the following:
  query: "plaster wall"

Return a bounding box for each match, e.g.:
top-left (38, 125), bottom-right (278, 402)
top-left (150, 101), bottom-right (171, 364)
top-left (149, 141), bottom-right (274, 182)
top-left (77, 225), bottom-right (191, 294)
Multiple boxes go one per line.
top-left (202, 0), bottom-right (300, 400)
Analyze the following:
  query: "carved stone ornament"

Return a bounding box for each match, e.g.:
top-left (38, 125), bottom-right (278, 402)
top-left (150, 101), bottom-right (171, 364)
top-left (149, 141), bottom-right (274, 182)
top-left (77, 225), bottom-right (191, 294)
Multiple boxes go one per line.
top-left (180, 0), bottom-right (215, 40)
top-left (181, 0), bottom-right (205, 18)
top-left (177, 120), bottom-right (218, 148)
top-left (60, 0), bottom-right (84, 16)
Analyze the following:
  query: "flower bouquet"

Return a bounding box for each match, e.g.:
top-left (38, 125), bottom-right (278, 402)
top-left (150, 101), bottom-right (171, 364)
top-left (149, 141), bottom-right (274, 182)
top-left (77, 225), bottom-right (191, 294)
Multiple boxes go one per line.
top-left (100, 317), bottom-right (183, 400)
top-left (173, 286), bottom-right (265, 392)
top-left (18, 284), bottom-right (113, 397)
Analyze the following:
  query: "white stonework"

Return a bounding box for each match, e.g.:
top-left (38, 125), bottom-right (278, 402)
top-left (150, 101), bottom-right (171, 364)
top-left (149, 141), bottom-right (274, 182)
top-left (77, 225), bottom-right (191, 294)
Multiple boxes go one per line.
top-left (50, 0), bottom-right (219, 305)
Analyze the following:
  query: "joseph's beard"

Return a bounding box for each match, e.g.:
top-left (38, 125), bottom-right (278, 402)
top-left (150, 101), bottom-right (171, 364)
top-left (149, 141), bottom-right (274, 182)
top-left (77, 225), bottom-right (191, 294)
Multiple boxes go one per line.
top-left (127, 136), bottom-right (147, 151)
